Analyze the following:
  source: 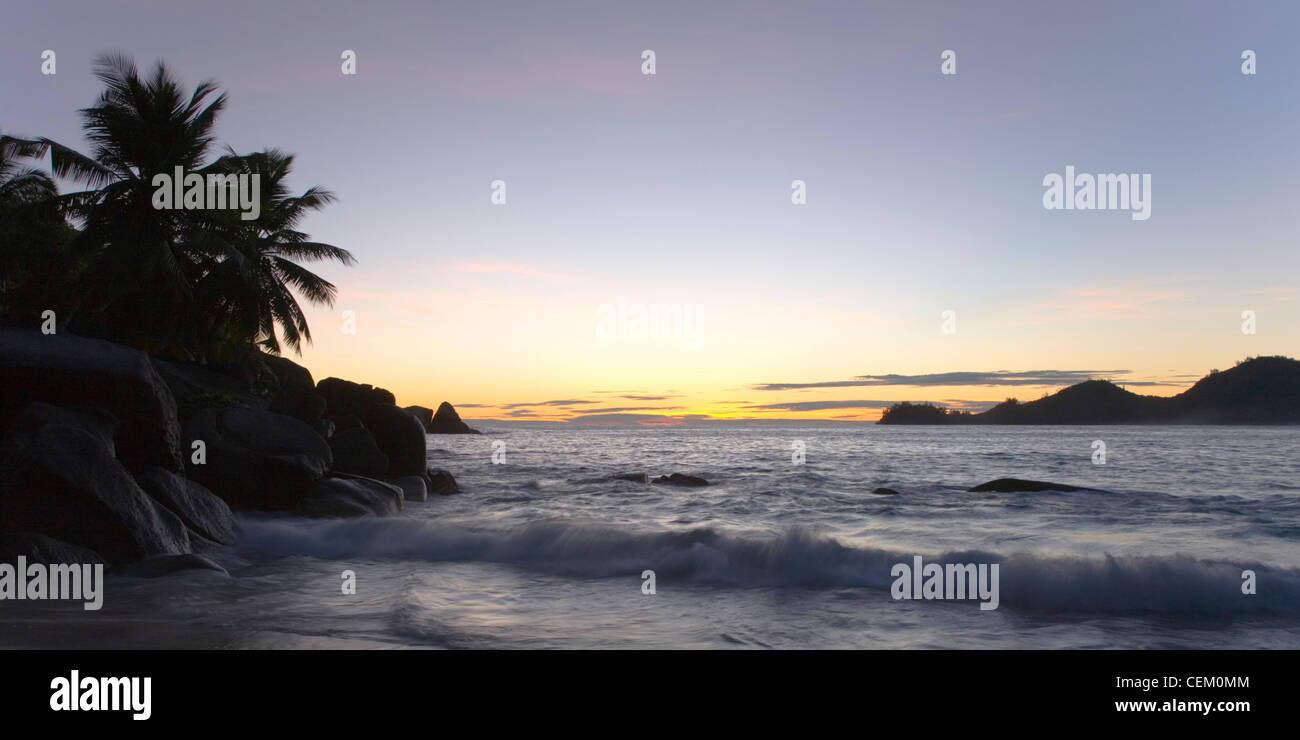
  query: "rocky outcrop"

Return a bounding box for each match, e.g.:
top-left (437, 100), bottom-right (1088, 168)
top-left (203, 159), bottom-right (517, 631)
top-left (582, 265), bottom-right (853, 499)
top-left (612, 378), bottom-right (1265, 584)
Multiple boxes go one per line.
top-left (364, 404), bottom-right (426, 478)
top-left (391, 475), bottom-right (428, 503)
top-left (424, 468), bottom-right (460, 496)
top-left (404, 405), bottom-right (434, 432)
top-left (0, 328), bottom-right (183, 472)
top-left (327, 427), bottom-right (388, 479)
top-left (429, 401), bottom-right (478, 434)
top-left (0, 402), bottom-right (191, 564)
top-left (0, 532), bottom-right (107, 566)
top-left (264, 355), bottom-right (328, 433)
top-left (134, 467), bottom-right (237, 545)
top-left (297, 474), bottom-right (403, 518)
top-left (967, 478), bottom-right (1093, 493)
top-left (316, 377), bottom-right (396, 419)
top-left (182, 407), bottom-right (332, 510)
top-left (651, 473), bottom-right (709, 487)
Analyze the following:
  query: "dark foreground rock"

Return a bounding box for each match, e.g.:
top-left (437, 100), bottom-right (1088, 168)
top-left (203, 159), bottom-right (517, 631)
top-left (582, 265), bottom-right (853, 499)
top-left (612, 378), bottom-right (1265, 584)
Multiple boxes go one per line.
top-left (328, 427), bottom-right (389, 479)
top-left (429, 401), bottom-right (479, 434)
top-left (967, 478), bottom-right (1093, 493)
top-left (134, 468), bottom-right (236, 545)
top-left (424, 468), bottom-right (460, 495)
top-left (183, 407), bottom-right (332, 510)
top-left (651, 473), bottom-right (709, 487)
top-left (0, 328), bottom-right (184, 472)
top-left (115, 554), bottom-right (228, 577)
top-left (391, 475), bottom-right (428, 503)
top-left (404, 405), bottom-right (434, 432)
top-left (363, 404), bottom-right (426, 478)
top-left (0, 533), bottom-right (107, 565)
top-left (871, 487), bottom-right (900, 495)
top-left (297, 474), bottom-right (404, 518)
top-left (0, 403), bottom-right (191, 564)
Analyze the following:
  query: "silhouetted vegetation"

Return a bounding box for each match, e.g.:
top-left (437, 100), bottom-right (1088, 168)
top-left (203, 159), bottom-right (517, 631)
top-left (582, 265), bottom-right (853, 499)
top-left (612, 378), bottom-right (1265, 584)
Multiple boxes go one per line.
top-left (878, 357), bottom-right (1300, 425)
top-left (0, 54), bottom-right (353, 364)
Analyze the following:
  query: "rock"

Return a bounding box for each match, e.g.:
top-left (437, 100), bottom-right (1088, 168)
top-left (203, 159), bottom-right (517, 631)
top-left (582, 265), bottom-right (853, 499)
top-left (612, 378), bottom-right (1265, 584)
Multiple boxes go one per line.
top-left (429, 401), bottom-right (479, 434)
top-left (330, 414), bottom-right (363, 432)
top-left (424, 468), bottom-right (460, 496)
top-left (316, 377), bottom-right (396, 419)
top-left (0, 532), bottom-right (107, 565)
top-left (363, 404), bottom-right (426, 478)
top-left (391, 475), bottom-right (428, 503)
top-left (871, 487), bottom-right (900, 495)
top-left (265, 355), bottom-right (327, 430)
top-left (328, 427), bottom-right (389, 479)
top-left (182, 407), bottom-right (332, 511)
top-left (115, 554), bottom-right (228, 577)
top-left (967, 478), bottom-right (1089, 493)
top-left (651, 473), bottom-right (709, 487)
top-left (0, 402), bottom-right (191, 564)
top-left (0, 328), bottom-right (183, 472)
top-left (153, 359), bottom-right (263, 421)
top-left (404, 405), bottom-right (434, 432)
top-left (297, 474), bottom-right (403, 518)
top-left (134, 468), bottom-right (236, 545)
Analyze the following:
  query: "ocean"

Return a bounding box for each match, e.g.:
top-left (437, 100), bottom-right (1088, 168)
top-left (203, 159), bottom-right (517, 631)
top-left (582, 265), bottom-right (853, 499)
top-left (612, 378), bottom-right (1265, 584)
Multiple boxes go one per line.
top-left (4, 425), bottom-right (1299, 649)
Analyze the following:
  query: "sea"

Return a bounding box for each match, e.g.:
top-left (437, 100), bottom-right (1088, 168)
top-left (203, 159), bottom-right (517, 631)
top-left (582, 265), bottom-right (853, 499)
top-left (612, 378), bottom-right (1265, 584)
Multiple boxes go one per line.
top-left (3, 425), bottom-right (1299, 649)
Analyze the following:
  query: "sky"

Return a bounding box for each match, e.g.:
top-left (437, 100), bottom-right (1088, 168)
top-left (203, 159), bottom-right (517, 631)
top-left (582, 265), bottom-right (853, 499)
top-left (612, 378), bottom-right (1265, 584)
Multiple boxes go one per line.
top-left (3, 0), bottom-right (1297, 423)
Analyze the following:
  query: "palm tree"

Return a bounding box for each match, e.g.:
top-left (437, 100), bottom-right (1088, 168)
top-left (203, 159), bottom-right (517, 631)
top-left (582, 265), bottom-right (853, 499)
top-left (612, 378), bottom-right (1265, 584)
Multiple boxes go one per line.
top-left (13, 53), bottom-right (352, 361)
top-left (192, 148), bottom-right (355, 358)
top-left (0, 131), bottom-right (75, 322)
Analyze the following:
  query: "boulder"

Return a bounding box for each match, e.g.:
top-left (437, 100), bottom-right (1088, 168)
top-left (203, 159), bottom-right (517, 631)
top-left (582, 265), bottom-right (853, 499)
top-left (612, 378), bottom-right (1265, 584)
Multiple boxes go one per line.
top-left (0, 532), bottom-right (107, 566)
top-left (116, 554), bottom-right (228, 578)
top-left (967, 478), bottom-right (1090, 493)
top-left (153, 358), bottom-right (263, 421)
top-left (404, 405), bottom-right (434, 432)
top-left (330, 414), bottom-right (364, 432)
top-left (871, 487), bottom-right (900, 496)
top-left (0, 328), bottom-right (183, 472)
top-left (651, 473), bottom-right (709, 487)
top-left (0, 402), bottom-right (191, 564)
top-left (328, 427), bottom-right (389, 479)
top-left (316, 377), bottom-right (396, 419)
top-left (296, 474), bottom-right (403, 518)
top-left (363, 404), bottom-right (426, 478)
top-left (429, 401), bottom-right (479, 434)
top-left (183, 407), bottom-right (332, 511)
top-left (265, 355), bottom-right (327, 430)
top-left (424, 468), bottom-right (460, 496)
top-left (391, 475), bottom-right (428, 503)
top-left (134, 467), bottom-right (237, 545)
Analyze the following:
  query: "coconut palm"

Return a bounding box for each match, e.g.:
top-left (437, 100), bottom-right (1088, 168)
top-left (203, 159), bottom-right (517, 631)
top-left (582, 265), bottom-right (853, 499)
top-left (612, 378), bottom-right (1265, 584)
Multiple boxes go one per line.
top-left (0, 131), bottom-right (76, 322)
top-left (13, 53), bottom-right (352, 360)
top-left (192, 148), bottom-right (355, 358)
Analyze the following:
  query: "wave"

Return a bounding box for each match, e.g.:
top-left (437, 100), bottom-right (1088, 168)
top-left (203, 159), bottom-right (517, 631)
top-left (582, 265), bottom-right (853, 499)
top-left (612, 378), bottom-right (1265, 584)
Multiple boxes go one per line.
top-left (234, 516), bottom-right (1300, 616)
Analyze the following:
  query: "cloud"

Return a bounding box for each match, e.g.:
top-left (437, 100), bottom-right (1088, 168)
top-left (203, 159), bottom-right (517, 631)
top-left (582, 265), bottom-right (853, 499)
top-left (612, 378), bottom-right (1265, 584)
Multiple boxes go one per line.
top-left (619, 394), bottom-right (679, 401)
top-left (751, 369), bottom-right (1147, 391)
top-left (572, 406), bottom-right (684, 414)
top-left (501, 399), bottom-right (600, 409)
top-left (745, 400), bottom-right (899, 412)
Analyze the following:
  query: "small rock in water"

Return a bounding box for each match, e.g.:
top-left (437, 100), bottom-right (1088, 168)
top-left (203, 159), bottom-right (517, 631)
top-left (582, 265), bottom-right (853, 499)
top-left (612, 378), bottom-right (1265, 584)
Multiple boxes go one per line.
top-left (967, 478), bottom-right (1088, 493)
top-left (871, 487), bottom-right (900, 495)
top-left (651, 473), bottom-right (709, 487)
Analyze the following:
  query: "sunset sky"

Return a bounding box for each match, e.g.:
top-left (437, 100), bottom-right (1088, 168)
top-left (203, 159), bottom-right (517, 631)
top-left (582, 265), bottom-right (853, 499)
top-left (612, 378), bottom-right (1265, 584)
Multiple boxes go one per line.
top-left (4, 1), bottom-right (1297, 422)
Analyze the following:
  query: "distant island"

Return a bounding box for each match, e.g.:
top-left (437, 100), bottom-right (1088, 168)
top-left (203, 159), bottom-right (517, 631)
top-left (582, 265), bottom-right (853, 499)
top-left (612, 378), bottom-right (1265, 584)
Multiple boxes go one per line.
top-left (878, 356), bottom-right (1300, 425)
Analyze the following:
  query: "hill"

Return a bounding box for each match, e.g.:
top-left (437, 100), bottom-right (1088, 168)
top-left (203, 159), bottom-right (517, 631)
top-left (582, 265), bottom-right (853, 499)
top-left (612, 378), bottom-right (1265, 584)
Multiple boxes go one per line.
top-left (877, 356), bottom-right (1300, 425)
